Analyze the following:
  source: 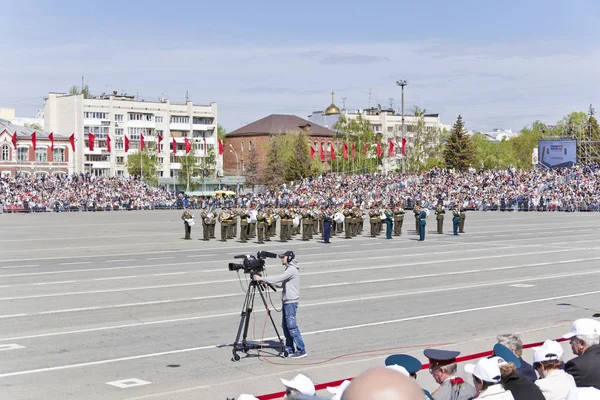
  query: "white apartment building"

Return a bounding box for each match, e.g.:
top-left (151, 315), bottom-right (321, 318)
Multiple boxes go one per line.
top-left (44, 92), bottom-right (221, 179)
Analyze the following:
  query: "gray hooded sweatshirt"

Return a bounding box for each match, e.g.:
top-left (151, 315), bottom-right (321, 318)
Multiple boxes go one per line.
top-left (262, 260), bottom-right (300, 304)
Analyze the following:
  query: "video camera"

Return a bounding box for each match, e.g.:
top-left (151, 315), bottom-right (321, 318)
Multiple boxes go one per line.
top-left (228, 251), bottom-right (277, 275)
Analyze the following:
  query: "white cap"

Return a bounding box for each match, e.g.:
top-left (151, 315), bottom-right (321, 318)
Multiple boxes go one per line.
top-left (464, 358), bottom-right (502, 383)
top-left (327, 380), bottom-right (351, 400)
top-left (566, 387), bottom-right (600, 400)
top-left (562, 319), bottom-right (600, 339)
top-left (237, 395), bottom-right (259, 400)
top-left (386, 364), bottom-right (410, 376)
top-left (533, 340), bottom-right (564, 363)
top-left (280, 374), bottom-right (315, 396)
top-left (488, 356), bottom-right (508, 367)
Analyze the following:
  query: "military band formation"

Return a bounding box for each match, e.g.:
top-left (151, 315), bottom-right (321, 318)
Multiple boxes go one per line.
top-left (181, 203), bottom-right (467, 243)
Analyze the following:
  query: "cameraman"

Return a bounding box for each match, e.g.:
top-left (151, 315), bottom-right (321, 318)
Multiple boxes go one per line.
top-left (253, 250), bottom-right (307, 359)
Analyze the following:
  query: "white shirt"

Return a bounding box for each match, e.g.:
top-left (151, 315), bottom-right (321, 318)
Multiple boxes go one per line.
top-left (478, 384), bottom-right (516, 400)
top-left (535, 369), bottom-right (577, 400)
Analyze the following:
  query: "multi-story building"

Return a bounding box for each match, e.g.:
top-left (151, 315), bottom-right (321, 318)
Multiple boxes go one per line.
top-left (44, 92), bottom-right (221, 180)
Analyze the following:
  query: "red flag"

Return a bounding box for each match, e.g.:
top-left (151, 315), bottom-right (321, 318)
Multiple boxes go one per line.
top-left (125, 135), bottom-right (130, 153)
top-left (319, 144), bottom-right (325, 161)
top-left (31, 131), bottom-right (37, 150)
top-left (343, 143), bottom-right (348, 159)
top-left (218, 138), bottom-right (223, 155)
top-left (69, 133), bottom-right (75, 151)
top-left (401, 138), bottom-right (407, 156)
top-left (389, 140), bottom-right (394, 156)
top-left (88, 133), bottom-right (95, 151)
top-left (48, 132), bottom-right (54, 151)
top-left (364, 143), bottom-right (368, 156)
top-left (185, 137), bottom-right (191, 154)
top-left (157, 135), bottom-right (163, 153)
top-left (172, 137), bottom-right (177, 154)
top-left (106, 135), bottom-right (111, 153)
top-left (376, 142), bottom-right (382, 157)
top-left (352, 143), bottom-right (356, 158)
top-left (309, 146), bottom-right (315, 160)
top-left (330, 144), bottom-right (336, 160)
top-left (203, 137), bottom-right (207, 154)
top-left (140, 134), bottom-right (145, 151)
top-left (11, 131), bottom-right (17, 149)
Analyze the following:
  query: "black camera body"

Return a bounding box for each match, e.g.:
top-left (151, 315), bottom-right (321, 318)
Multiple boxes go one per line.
top-left (228, 251), bottom-right (277, 275)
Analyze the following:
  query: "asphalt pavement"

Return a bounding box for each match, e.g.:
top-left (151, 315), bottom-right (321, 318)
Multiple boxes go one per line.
top-left (0, 210), bottom-right (599, 399)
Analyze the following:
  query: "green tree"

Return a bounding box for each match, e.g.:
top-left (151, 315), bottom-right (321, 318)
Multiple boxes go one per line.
top-left (443, 115), bottom-right (476, 171)
top-left (217, 125), bottom-right (227, 146)
top-left (24, 122), bottom-right (43, 131)
top-left (404, 107), bottom-right (447, 172)
top-left (332, 114), bottom-right (381, 173)
top-left (284, 132), bottom-right (317, 182)
top-left (69, 84), bottom-right (91, 98)
top-left (178, 152), bottom-right (200, 192)
top-left (126, 149), bottom-right (159, 186)
top-left (263, 134), bottom-right (286, 186)
top-left (244, 146), bottom-right (260, 188)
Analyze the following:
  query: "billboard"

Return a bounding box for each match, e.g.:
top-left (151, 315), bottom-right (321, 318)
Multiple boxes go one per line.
top-left (538, 140), bottom-right (577, 168)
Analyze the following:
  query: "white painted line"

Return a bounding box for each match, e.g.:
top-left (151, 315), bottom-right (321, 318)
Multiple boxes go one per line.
top-left (1, 264), bottom-right (40, 269)
top-left (105, 259), bottom-right (135, 263)
top-left (331, 245), bottom-right (351, 248)
top-left (187, 254), bottom-right (216, 257)
top-left (59, 261), bottom-right (93, 266)
top-left (153, 272), bottom-right (189, 277)
top-left (510, 284), bottom-right (535, 288)
top-left (93, 276), bottom-right (140, 281)
top-left (145, 257), bottom-right (174, 260)
top-left (33, 280), bottom-right (76, 286)
top-left (0, 314), bottom-right (27, 319)
top-left (361, 243), bottom-right (381, 246)
top-left (0, 344), bottom-right (25, 351)
top-left (2, 289), bottom-right (600, 378)
top-left (106, 378), bottom-right (151, 389)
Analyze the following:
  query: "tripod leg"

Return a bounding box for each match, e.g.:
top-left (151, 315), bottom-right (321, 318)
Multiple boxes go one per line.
top-left (240, 286), bottom-right (256, 352)
top-left (256, 284), bottom-right (288, 357)
top-left (232, 283), bottom-right (254, 361)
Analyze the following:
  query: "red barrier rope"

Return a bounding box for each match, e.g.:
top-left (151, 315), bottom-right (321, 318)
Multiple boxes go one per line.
top-left (256, 337), bottom-right (569, 399)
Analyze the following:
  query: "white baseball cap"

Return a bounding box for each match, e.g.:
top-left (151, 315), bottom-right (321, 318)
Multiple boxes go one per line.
top-left (237, 395), bottom-right (259, 400)
top-left (488, 356), bottom-right (509, 367)
top-left (280, 374), bottom-right (315, 396)
top-left (533, 340), bottom-right (564, 363)
top-left (566, 387), bottom-right (600, 400)
top-left (562, 319), bottom-right (600, 339)
top-left (464, 358), bottom-right (502, 383)
top-left (386, 364), bottom-right (410, 376)
top-left (327, 380), bottom-right (351, 400)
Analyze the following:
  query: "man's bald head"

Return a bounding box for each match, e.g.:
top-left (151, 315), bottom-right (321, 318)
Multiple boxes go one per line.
top-left (341, 367), bottom-right (424, 400)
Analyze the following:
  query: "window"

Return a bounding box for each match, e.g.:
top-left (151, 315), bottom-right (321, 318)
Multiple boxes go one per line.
top-left (193, 117), bottom-right (214, 124)
top-left (115, 114), bottom-right (124, 122)
top-left (53, 148), bottom-right (65, 162)
top-left (127, 127), bottom-right (151, 140)
top-left (158, 157), bottom-right (164, 164)
top-left (155, 116), bottom-right (164, 123)
top-left (1, 145), bottom-right (9, 161)
top-left (193, 130), bottom-right (208, 138)
top-left (116, 156), bottom-right (124, 164)
top-left (156, 130), bottom-right (163, 138)
top-left (145, 114), bottom-right (153, 121)
top-left (249, 141), bottom-right (253, 151)
top-left (171, 115), bottom-right (189, 124)
top-left (241, 141), bottom-right (244, 152)
top-left (387, 126), bottom-right (394, 133)
top-left (17, 147), bottom-right (28, 161)
top-left (35, 149), bottom-right (47, 162)
top-left (242, 161), bottom-right (246, 172)
top-left (84, 112), bottom-right (108, 119)
top-left (84, 126), bottom-right (109, 138)
top-left (115, 140), bottom-right (124, 150)
top-left (129, 113), bottom-right (143, 121)
top-left (115, 128), bottom-right (124, 136)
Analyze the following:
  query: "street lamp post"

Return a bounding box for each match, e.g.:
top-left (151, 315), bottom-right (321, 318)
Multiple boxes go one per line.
top-left (228, 144), bottom-right (240, 175)
top-left (396, 79), bottom-right (407, 174)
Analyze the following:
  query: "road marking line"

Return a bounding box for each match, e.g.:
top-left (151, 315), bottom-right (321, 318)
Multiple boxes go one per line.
top-left (93, 276), bottom-right (139, 281)
top-left (105, 259), bottom-right (135, 263)
top-left (2, 289), bottom-right (600, 378)
top-left (153, 272), bottom-right (189, 277)
top-left (187, 254), bottom-right (216, 257)
top-left (0, 264), bottom-right (40, 269)
top-left (59, 261), bottom-right (92, 266)
top-left (106, 378), bottom-right (151, 389)
top-left (510, 284), bottom-right (536, 288)
top-left (145, 257), bottom-right (174, 260)
top-left (0, 344), bottom-right (25, 351)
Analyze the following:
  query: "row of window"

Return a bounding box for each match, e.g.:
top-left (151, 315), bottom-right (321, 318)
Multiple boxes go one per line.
top-left (85, 113), bottom-right (211, 125)
top-left (1, 146), bottom-right (65, 162)
top-left (238, 141), bottom-right (253, 152)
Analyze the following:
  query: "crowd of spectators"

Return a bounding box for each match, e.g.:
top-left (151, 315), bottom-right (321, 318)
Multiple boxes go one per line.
top-left (233, 319), bottom-right (600, 399)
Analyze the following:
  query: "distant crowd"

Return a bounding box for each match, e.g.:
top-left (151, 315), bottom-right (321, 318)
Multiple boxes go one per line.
top-left (3, 165), bottom-right (600, 213)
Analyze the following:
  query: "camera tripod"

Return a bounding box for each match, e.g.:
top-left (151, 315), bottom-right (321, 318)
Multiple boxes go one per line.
top-left (231, 277), bottom-right (288, 361)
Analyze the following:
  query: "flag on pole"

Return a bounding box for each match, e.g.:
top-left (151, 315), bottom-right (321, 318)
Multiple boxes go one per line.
top-left (31, 131), bottom-right (37, 150)
top-left (140, 134), bottom-right (145, 151)
top-left (376, 142), bottom-right (382, 157)
top-left (69, 133), bottom-right (75, 151)
top-left (157, 135), bottom-right (163, 153)
top-left (11, 131), bottom-right (17, 149)
top-left (401, 138), bottom-right (407, 156)
top-left (172, 137), bottom-right (177, 154)
top-left (218, 138), bottom-right (224, 155)
top-left (352, 143), bottom-right (356, 158)
top-left (107, 135), bottom-right (111, 153)
top-left (389, 140), bottom-right (394, 156)
top-left (88, 133), bottom-right (95, 151)
top-left (125, 135), bottom-right (130, 153)
top-left (319, 144), bottom-right (325, 161)
top-left (330, 144), bottom-right (336, 160)
top-left (184, 137), bottom-right (191, 154)
top-left (48, 132), bottom-right (54, 151)
top-left (203, 137), bottom-right (207, 154)
top-left (310, 146), bottom-right (315, 160)
top-left (343, 143), bottom-right (348, 159)
top-left (364, 143), bottom-right (368, 156)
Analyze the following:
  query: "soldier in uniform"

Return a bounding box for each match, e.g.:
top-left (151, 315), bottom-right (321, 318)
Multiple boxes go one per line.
top-left (424, 349), bottom-right (477, 400)
top-left (385, 354), bottom-right (434, 399)
top-left (208, 212), bottom-right (216, 239)
top-left (369, 207), bottom-right (379, 237)
top-left (181, 207), bottom-right (193, 240)
top-left (322, 206), bottom-right (333, 243)
top-left (256, 208), bottom-right (266, 244)
top-left (452, 205), bottom-right (461, 236)
top-left (228, 207), bottom-right (237, 239)
top-left (343, 204), bottom-right (352, 239)
top-left (200, 209), bottom-right (210, 241)
top-left (435, 204), bottom-right (445, 234)
top-left (248, 204), bottom-right (257, 239)
top-left (414, 204), bottom-right (420, 233)
top-left (279, 208), bottom-right (289, 242)
top-left (459, 206), bottom-right (466, 233)
top-left (301, 208), bottom-right (311, 241)
top-left (384, 205), bottom-right (394, 239)
top-left (313, 207), bottom-right (321, 236)
top-left (393, 205), bottom-right (405, 236)
top-left (218, 210), bottom-right (230, 242)
top-left (239, 208), bottom-right (249, 243)
top-left (418, 206), bottom-right (427, 241)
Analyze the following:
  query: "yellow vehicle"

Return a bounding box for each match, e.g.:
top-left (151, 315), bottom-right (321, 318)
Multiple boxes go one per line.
top-left (214, 190), bottom-right (236, 197)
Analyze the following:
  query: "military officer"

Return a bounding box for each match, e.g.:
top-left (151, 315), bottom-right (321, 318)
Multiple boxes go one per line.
top-left (369, 207), bottom-right (379, 237)
top-left (239, 208), bottom-right (249, 243)
top-left (435, 204), bottom-right (445, 234)
top-left (301, 208), bottom-right (311, 241)
top-left (279, 208), bottom-right (289, 242)
top-left (248, 204), bottom-right (257, 239)
top-left (343, 204), bottom-right (352, 239)
top-left (414, 204), bottom-right (420, 233)
top-left (322, 206), bottom-right (333, 243)
top-left (418, 206), bottom-right (427, 241)
top-left (385, 354), bottom-right (434, 399)
top-left (452, 205), bottom-right (461, 236)
top-left (424, 349), bottom-right (477, 400)
top-left (218, 209), bottom-right (230, 242)
top-left (265, 207), bottom-right (274, 241)
top-left (459, 206), bottom-right (466, 233)
top-left (181, 207), bottom-right (193, 240)
top-left (200, 209), bottom-right (210, 241)
top-left (256, 208), bottom-right (266, 244)
top-left (384, 205), bottom-right (394, 239)
top-left (228, 207), bottom-right (236, 239)
top-left (393, 205), bottom-right (405, 236)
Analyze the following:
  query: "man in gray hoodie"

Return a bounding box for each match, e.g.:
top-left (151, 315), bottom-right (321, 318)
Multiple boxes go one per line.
top-left (253, 250), bottom-right (307, 358)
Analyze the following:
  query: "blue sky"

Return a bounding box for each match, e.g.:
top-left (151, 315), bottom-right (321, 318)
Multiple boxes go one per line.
top-left (2, 0), bottom-right (599, 131)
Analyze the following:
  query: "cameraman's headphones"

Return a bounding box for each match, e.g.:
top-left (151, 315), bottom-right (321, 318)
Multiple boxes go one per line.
top-left (281, 251), bottom-right (295, 261)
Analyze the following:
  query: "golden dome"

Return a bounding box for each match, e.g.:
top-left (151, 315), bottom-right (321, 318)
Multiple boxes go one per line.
top-left (323, 91), bottom-right (341, 115)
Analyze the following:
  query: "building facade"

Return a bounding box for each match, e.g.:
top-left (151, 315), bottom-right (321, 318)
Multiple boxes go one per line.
top-left (0, 118), bottom-right (72, 177)
top-left (44, 92), bottom-right (221, 179)
top-left (224, 114), bottom-right (335, 179)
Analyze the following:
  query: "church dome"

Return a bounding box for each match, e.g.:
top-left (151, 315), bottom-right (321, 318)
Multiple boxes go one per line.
top-left (323, 91), bottom-right (341, 115)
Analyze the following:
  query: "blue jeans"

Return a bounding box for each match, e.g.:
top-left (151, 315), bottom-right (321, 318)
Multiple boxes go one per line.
top-left (282, 303), bottom-right (305, 354)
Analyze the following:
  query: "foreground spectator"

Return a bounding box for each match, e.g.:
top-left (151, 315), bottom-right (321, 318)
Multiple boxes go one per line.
top-left (494, 356), bottom-right (544, 400)
top-left (341, 367), bottom-right (425, 400)
top-left (280, 374), bottom-right (315, 398)
top-left (464, 358), bottom-right (515, 399)
top-left (423, 349), bottom-right (477, 400)
top-left (533, 340), bottom-right (576, 400)
top-left (327, 380), bottom-right (351, 400)
top-left (385, 354), bottom-right (434, 399)
top-left (497, 334), bottom-right (537, 382)
top-left (562, 319), bottom-right (600, 389)
top-left (565, 387), bottom-right (600, 400)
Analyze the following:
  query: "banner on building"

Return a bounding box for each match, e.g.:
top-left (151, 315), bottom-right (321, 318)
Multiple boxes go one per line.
top-left (538, 139), bottom-right (576, 168)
